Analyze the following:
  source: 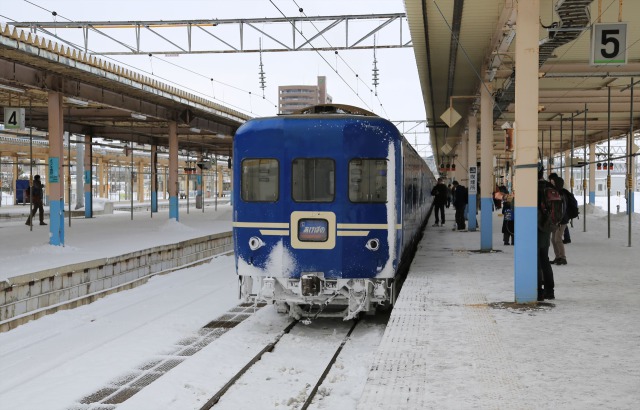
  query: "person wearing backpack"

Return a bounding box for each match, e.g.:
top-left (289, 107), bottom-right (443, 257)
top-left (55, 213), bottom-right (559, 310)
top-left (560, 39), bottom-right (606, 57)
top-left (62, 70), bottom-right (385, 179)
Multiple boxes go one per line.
top-left (549, 175), bottom-right (571, 265)
top-left (537, 165), bottom-right (555, 301)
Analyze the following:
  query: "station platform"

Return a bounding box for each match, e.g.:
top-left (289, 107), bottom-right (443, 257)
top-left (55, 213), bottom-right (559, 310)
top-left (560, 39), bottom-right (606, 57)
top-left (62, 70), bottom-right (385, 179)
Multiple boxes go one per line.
top-left (358, 206), bottom-right (640, 409)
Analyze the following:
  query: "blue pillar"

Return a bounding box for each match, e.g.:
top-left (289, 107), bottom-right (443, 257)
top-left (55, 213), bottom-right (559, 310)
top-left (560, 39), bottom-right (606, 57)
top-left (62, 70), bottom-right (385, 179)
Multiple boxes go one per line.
top-left (151, 191), bottom-right (158, 213)
top-left (514, 206), bottom-right (538, 302)
top-left (480, 197), bottom-right (493, 250)
top-left (84, 191), bottom-right (92, 218)
top-left (468, 193), bottom-right (477, 231)
top-left (49, 199), bottom-right (65, 246)
top-left (169, 196), bottom-right (179, 220)
top-left (589, 190), bottom-right (596, 204)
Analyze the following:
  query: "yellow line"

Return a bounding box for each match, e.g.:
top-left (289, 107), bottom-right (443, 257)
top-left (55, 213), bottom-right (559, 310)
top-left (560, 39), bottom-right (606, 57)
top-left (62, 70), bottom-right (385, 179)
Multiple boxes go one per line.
top-left (233, 222), bottom-right (289, 229)
top-left (337, 223), bottom-right (402, 230)
top-left (259, 230), bottom-right (290, 236)
top-left (337, 231), bottom-right (370, 236)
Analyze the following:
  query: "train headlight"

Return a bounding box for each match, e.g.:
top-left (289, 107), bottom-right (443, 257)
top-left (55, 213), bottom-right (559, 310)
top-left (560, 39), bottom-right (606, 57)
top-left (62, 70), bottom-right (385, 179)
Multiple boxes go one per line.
top-left (365, 238), bottom-right (380, 251)
top-left (248, 236), bottom-right (265, 251)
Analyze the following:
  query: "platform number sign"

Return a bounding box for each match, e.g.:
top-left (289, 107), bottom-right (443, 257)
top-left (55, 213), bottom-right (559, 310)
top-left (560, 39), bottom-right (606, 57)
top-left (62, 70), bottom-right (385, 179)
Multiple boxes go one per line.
top-left (591, 23), bottom-right (627, 65)
top-left (3, 107), bottom-right (26, 129)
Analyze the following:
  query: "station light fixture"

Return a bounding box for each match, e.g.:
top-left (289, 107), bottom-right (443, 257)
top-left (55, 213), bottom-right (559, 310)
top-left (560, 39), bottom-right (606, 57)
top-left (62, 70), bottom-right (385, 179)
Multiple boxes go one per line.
top-left (131, 113), bottom-right (147, 120)
top-left (189, 127), bottom-right (201, 133)
top-left (65, 97), bottom-right (89, 107)
top-left (0, 83), bottom-right (26, 93)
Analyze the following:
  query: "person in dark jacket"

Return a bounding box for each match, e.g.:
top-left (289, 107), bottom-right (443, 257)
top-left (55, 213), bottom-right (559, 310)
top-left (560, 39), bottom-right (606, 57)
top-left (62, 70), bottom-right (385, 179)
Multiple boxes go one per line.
top-left (501, 191), bottom-right (515, 245)
top-left (451, 180), bottom-right (468, 231)
top-left (537, 166), bottom-right (554, 300)
top-left (26, 175), bottom-right (47, 226)
top-left (431, 178), bottom-right (448, 226)
top-left (549, 175), bottom-right (569, 265)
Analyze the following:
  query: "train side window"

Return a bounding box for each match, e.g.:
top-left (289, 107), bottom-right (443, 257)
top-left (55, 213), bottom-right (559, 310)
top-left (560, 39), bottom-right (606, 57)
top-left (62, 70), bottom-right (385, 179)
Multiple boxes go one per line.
top-left (292, 158), bottom-right (335, 202)
top-left (349, 159), bottom-right (387, 203)
top-left (241, 158), bottom-right (279, 202)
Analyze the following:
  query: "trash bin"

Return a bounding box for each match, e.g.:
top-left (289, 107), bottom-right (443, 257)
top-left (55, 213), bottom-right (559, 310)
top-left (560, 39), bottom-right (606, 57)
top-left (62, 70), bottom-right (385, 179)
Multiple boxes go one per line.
top-left (196, 194), bottom-right (203, 209)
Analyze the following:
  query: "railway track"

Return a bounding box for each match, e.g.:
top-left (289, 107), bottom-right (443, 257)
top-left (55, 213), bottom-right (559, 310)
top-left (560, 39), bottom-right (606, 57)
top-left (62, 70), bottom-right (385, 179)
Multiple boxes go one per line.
top-left (199, 318), bottom-right (361, 410)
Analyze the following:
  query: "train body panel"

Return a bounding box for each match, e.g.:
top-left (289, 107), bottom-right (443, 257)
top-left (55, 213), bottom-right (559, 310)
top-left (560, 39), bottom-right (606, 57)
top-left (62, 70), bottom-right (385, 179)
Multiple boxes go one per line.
top-left (232, 105), bottom-right (434, 319)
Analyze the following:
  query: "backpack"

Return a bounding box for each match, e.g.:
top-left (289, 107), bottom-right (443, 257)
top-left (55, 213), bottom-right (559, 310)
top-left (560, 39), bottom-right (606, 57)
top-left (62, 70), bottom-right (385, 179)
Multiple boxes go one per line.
top-left (539, 186), bottom-right (565, 233)
top-left (564, 190), bottom-right (579, 220)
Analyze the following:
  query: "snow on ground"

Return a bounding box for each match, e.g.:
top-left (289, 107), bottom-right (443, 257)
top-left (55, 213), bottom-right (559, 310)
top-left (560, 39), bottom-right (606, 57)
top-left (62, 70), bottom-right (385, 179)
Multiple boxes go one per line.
top-left (0, 202), bottom-right (232, 281)
top-left (0, 195), bottom-right (638, 409)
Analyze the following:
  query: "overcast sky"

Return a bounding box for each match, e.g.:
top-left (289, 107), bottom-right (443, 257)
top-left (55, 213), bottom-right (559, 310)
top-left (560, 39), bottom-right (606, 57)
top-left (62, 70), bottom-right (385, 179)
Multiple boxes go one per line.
top-left (2, 0), bottom-right (431, 155)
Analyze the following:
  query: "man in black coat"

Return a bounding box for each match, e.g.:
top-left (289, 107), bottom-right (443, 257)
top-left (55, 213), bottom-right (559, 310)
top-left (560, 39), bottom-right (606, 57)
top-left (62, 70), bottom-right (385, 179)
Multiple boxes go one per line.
top-left (430, 178), bottom-right (448, 226)
top-left (26, 175), bottom-right (47, 226)
top-left (451, 180), bottom-right (468, 231)
top-left (537, 166), bottom-right (554, 300)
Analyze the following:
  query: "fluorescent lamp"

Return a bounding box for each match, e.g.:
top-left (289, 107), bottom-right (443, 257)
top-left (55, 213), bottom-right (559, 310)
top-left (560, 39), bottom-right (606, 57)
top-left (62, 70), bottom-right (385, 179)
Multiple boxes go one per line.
top-left (131, 113), bottom-right (147, 120)
top-left (189, 127), bottom-right (201, 133)
top-left (0, 84), bottom-right (26, 93)
top-left (65, 97), bottom-right (89, 106)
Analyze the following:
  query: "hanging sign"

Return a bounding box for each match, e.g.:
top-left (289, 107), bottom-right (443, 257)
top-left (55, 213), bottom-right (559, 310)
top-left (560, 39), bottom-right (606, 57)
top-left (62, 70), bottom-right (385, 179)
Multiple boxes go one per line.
top-left (591, 23), bottom-right (628, 65)
top-left (468, 166), bottom-right (477, 195)
top-left (49, 157), bottom-right (60, 183)
top-left (3, 107), bottom-right (26, 129)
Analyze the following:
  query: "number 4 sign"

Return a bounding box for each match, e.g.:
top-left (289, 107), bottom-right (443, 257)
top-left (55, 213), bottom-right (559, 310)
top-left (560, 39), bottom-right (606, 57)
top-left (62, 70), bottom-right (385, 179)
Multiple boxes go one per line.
top-left (591, 22), bottom-right (628, 65)
top-left (3, 107), bottom-right (26, 129)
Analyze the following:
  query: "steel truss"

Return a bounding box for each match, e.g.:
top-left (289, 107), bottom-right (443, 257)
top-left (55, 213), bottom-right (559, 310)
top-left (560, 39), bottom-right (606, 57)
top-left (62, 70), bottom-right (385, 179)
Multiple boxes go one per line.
top-left (9, 14), bottom-right (411, 55)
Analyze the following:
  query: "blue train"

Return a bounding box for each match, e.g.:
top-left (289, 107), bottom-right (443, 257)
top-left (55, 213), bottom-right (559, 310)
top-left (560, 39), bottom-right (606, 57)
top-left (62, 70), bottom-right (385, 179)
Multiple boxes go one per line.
top-left (232, 104), bottom-right (435, 320)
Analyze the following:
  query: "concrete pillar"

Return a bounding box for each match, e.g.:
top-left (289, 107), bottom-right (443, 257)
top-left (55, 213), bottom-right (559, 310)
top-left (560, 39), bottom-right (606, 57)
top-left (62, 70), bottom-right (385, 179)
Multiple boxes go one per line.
top-left (513, 0), bottom-right (539, 303)
top-left (565, 151), bottom-right (572, 192)
top-left (151, 145), bottom-right (158, 212)
top-left (137, 161), bottom-right (144, 203)
top-left (84, 135), bottom-right (93, 218)
top-left (480, 82), bottom-right (494, 250)
top-left (48, 92), bottom-right (65, 245)
top-left (168, 122), bottom-right (179, 220)
top-left (468, 116), bottom-right (478, 231)
top-left (12, 156), bottom-right (18, 204)
top-left (97, 158), bottom-right (104, 199)
top-left (588, 142), bottom-right (596, 204)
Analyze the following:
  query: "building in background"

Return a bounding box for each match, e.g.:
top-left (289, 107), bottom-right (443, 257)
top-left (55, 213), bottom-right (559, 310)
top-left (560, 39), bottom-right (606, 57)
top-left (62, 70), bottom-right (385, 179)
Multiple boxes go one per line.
top-left (278, 76), bottom-right (332, 114)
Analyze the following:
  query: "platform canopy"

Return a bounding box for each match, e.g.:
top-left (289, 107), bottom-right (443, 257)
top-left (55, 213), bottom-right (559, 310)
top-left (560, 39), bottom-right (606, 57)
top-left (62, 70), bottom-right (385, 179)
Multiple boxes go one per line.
top-left (0, 23), bottom-right (249, 157)
top-left (404, 0), bottom-right (640, 162)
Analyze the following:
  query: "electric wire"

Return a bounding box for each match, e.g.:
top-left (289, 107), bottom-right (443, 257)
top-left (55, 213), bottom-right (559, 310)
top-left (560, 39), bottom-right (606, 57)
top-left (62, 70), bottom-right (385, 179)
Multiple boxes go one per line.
top-left (10, 1), bottom-right (278, 116)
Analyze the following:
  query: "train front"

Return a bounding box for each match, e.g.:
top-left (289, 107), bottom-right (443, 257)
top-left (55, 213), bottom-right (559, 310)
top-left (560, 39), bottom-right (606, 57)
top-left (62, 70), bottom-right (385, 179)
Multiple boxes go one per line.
top-left (232, 108), bottom-right (402, 320)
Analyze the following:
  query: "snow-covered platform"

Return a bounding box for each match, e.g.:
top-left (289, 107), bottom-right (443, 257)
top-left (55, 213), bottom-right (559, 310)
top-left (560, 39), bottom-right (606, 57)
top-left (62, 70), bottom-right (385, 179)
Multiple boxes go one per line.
top-left (358, 206), bottom-right (640, 409)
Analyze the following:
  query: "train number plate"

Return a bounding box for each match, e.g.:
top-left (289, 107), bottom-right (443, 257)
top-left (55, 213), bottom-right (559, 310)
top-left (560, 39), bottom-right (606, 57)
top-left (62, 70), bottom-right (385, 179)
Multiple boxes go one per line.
top-left (298, 219), bottom-right (328, 242)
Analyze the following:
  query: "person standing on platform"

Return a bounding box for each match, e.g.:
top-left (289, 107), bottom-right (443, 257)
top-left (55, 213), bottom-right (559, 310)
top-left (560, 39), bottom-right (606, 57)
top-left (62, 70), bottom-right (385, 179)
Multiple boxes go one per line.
top-left (501, 191), bottom-right (515, 245)
top-left (452, 180), bottom-right (468, 231)
top-left (25, 175), bottom-right (47, 226)
top-left (446, 183), bottom-right (452, 208)
top-left (431, 178), bottom-right (448, 227)
top-left (549, 175), bottom-right (569, 265)
top-left (537, 166), bottom-right (555, 300)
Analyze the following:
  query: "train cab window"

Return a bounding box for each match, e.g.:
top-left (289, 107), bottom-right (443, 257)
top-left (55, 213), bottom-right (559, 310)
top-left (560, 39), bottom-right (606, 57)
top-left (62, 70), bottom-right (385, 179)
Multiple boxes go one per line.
top-left (349, 159), bottom-right (387, 203)
top-left (292, 158), bottom-right (335, 202)
top-left (241, 159), bottom-right (279, 202)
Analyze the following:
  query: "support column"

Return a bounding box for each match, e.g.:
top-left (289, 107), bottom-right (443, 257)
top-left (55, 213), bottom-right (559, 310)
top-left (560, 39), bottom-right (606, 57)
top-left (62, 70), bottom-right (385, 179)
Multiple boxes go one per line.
top-left (12, 156), bottom-right (18, 204)
top-left (468, 116), bottom-right (478, 231)
top-left (84, 135), bottom-right (93, 218)
top-left (151, 145), bottom-right (158, 212)
top-left (513, 0), bottom-right (539, 303)
top-left (588, 142), bottom-right (596, 204)
top-left (137, 161), bottom-right (144, 203)
top-left (565, 151), bottom-right (572, 190)
top-left (480, 82), bottom-right (493, 249)
top-left (48, 92), bottom-right (65, 245)
top-left (97, 158), bottom-right (104, 199)
top-left (168, 122), bottom-right (179, 220)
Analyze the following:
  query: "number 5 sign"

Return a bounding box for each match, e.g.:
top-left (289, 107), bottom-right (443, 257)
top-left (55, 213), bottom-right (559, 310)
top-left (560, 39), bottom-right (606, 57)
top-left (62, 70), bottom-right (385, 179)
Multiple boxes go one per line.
top-left (591, 22), bottom-right (627, 65)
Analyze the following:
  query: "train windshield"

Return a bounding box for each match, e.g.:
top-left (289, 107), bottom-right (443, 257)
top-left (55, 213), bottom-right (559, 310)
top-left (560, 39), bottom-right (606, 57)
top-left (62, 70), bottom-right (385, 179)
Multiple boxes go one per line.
top-left (291, 158), bottom-right (335, 202)
top-left (241, 158), bottom-right (279, 202)
top-left (349, 159), bottom-right (387, 203)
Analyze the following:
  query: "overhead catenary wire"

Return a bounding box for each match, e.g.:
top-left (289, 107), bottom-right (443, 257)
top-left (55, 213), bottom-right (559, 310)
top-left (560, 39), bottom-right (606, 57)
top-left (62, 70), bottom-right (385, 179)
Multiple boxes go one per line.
top-left (290, 0), bottom-right (391, 118)
top-left (6, 1), bottom-right (279, 115)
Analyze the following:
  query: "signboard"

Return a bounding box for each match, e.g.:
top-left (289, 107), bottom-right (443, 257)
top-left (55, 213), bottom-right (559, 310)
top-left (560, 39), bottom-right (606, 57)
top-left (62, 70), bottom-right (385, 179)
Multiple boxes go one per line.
top-left (49, 157), bottom-right (60, 183)
top-left (3, 107), bottom-right (26, 129)
top-left (440, 107), bottom-right (461, 128)
top-left (591, 23), bottom-right (628, 65)
top-left (468, 166), bottom-right (477, 194)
